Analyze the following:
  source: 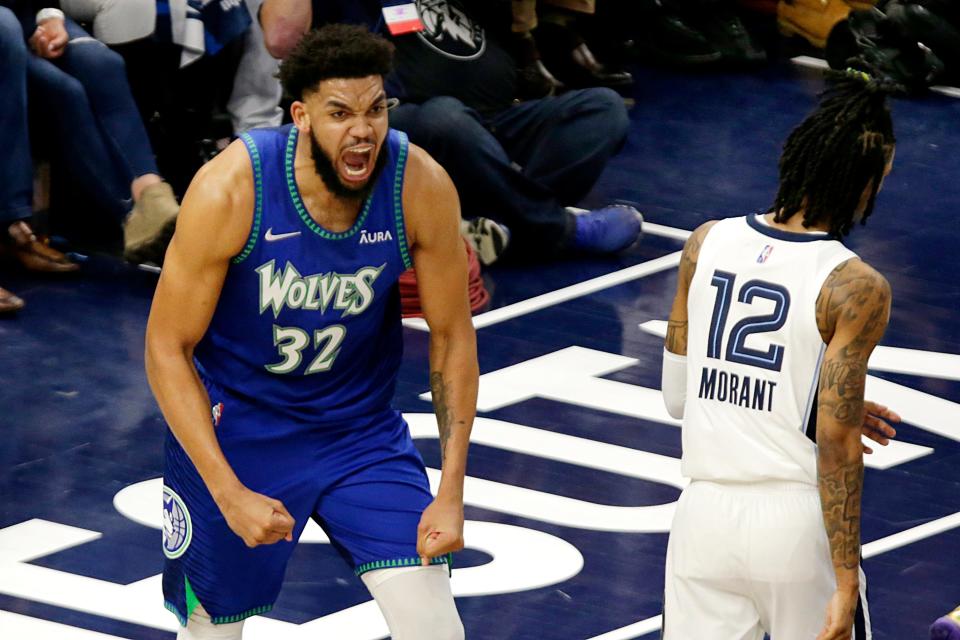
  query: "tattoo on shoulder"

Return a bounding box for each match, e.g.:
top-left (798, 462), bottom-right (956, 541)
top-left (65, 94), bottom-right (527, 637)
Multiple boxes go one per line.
top-left (678, 223), bottom-right (710, 288)
top-left (816, 260), bottom-right (891, 343)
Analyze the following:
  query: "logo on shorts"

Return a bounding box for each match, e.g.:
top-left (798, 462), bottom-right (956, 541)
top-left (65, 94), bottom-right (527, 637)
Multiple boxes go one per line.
top-left (162, 486), bottom-right (192, 559)
top-left (757, 244), bottom-right (774, 264)
top-left (212, 402), bottom-right (224, 427)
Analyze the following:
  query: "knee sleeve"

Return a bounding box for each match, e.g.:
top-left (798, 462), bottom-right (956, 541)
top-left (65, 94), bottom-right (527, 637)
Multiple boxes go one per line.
top-left (177, 604), bottom-right (244, 640)
top-left (362, 565), bottom-right (465, 640)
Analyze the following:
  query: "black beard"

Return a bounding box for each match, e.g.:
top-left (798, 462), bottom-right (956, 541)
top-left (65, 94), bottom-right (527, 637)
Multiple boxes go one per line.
top-left (309, 132), bottom-right (387, 202)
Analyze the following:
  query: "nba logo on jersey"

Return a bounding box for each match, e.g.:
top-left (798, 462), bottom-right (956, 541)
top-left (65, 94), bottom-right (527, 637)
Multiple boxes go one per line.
top-left (757, 244), bottom-right (774, 264)
top-left (211, 402), bottom-right (224, 427)
top-left (162, 486), bottom-right (192, 559)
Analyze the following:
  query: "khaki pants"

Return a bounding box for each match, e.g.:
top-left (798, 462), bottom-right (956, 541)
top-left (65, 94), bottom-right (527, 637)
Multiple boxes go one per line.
top-left (512, 0), bottom-right (596, 33)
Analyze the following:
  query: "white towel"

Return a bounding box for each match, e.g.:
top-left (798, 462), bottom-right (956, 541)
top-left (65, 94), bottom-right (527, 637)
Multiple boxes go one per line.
top-left (168, 0), bottom-right (205, 67)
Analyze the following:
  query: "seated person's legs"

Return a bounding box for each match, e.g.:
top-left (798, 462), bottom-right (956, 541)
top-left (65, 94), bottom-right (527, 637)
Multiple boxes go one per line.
top-left (0, 7), bottom-right (33, 229)
top-left (59, 0), bottom-right (156, 45)
top-left (390, 96), bottom-right (570, 259)
top-left (488, 86), bottom-right (628, 203)
top-left (0, 7), bottom-right (77, 282)
top-left (392, 94), bottom-right (640, 258)
top-left (26, 51), bottom-right (133, 224)
top-left (54, 17), bottom-right (178, 263)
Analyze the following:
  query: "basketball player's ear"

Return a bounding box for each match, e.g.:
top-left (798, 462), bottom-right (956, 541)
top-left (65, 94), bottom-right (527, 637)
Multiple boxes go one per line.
top-left (290, 101), bottom-right (310, 133)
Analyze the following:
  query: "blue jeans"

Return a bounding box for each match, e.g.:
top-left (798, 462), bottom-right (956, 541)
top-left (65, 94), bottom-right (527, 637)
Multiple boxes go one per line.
top-left (0, 7), bottom-right (32, 226)
top-left (389, 88), bottom-right (629, 257)
top-left (27, 18), bottom-right (159, 223)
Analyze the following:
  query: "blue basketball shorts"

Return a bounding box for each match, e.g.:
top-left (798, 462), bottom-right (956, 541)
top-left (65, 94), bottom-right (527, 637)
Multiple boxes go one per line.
top-left (161, 376), bottom-right (446, 625)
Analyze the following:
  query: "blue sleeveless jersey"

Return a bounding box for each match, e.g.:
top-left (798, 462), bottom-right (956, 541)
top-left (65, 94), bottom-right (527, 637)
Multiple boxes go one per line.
top-left (194, 124), bottom-right (413, 423)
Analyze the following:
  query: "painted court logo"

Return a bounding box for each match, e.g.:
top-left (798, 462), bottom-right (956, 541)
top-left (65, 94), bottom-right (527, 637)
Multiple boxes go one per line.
top-left (162, 486), bottom-right (192, 559)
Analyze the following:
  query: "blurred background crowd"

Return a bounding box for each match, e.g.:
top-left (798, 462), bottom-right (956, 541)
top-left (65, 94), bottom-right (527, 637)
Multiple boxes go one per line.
top-left (1, 0), bottom-right (958, 314)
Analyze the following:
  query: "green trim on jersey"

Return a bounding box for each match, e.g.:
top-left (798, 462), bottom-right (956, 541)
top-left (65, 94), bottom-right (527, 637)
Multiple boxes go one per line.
top-left (233, 132), bottom-right (264, 264)
top-left (210, 605), bottom-right (274, 625)
top-left (392, 134), bottom-right (412, 270)
top-left (184, 576), bottom-right (201, 621)
top-left (284, 126), bottom-right (373, 240)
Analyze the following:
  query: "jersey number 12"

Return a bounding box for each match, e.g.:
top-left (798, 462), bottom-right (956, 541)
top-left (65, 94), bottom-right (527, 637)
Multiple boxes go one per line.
top-left (706, 270), bottom-right (791, 372)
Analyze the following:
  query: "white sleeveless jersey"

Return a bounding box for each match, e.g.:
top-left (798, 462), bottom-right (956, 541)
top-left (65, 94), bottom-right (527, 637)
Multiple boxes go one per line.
top-left (681, 214), bottom-right (858, 485)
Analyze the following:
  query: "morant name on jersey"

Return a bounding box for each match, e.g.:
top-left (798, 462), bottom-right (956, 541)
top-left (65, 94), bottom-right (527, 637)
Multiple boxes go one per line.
top-left (698, 366), bottom-right (777, 412)
top-left (257, 259), bottom-right (385, 319)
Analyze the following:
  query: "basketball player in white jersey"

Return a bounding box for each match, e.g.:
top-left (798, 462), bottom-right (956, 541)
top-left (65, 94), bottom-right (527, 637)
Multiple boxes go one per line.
top-left (659, 72), bottom-right (901, 640)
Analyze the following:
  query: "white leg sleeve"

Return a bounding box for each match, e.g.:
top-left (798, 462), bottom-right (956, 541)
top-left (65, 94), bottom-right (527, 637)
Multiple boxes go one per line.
top-left (362, 565), bottom-right (465, 640)
top-left (177, 604), bottom-right (245, 640)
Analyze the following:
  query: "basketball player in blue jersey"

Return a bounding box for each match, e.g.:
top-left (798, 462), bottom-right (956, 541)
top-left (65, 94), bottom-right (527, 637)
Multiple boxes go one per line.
top-left (145, 25), bottom-right (476, 640)
top-left (659, 72), bottom-right (901, 640)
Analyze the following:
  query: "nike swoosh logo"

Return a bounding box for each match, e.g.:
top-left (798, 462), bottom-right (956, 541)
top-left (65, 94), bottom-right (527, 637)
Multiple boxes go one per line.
top-left (265, 228), bottom-right (301, 242)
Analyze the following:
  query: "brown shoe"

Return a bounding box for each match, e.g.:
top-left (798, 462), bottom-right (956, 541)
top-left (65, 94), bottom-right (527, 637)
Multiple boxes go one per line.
top-left (0, 285), bottom-right (25, 314)
top-left (5, 221), bottom-right (79, 273)
top-left (778, 0), bottom-right (852, 48)
top-left (124, 181), bottom-right (179, 265)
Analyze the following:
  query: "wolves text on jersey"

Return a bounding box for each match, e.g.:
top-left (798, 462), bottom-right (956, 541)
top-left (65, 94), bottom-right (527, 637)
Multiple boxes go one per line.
top-left (257, 260), bottom-right (385, 319)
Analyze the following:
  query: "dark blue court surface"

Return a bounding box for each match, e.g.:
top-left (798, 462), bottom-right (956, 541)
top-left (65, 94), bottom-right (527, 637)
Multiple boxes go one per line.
top-left (2, 62), bottom-right (959, 639)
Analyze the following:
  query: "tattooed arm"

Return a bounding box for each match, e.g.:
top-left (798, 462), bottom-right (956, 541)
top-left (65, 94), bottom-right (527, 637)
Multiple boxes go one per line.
top-left (665, 220), bottom-right (717, 355)
top-left (661, 221), bottom-right (716, 418)
top-left (405, 145), bottom-right (479, 565)
top-left (814, 258), bottom-right (891, 640)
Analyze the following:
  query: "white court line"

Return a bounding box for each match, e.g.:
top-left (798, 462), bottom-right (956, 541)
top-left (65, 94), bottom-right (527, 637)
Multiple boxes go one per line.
top-left (863, 510), bottom-right (960, 558)
top-left (791, 55), bottom-right (960, 99)
top-left (0, 611), bottom-right (130, 639)
top-left (586, 615), bottom-right (663, 640)
top-left (403, 223), bottom-right (691, 332)
top-left (586, 511), bottom-right (960, 640)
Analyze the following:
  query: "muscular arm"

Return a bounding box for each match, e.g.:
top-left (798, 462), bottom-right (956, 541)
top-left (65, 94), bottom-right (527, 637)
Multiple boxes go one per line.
top-left (815, 259), bottom-right (891, 606)
top-left (145, 142), bottom-right (294, 547)
top-left (404, 145), bottom-right (478, 560)
top-left (260, 0), bottom-right (311, 59)
top-left (661, 221), bottom-right (716, 418)
top-left (665, 221), bottom-right (717, 356)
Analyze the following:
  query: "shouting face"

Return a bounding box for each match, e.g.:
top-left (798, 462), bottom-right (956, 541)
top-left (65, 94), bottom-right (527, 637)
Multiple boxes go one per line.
top-left (293, 75), bottom-right (390, 200)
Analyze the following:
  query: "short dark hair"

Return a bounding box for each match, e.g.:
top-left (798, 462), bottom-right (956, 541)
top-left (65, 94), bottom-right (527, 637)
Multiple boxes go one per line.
top-left (773, 71), bottom-right (898, 237)
top-left (278, 24), bottom-right (395, 101)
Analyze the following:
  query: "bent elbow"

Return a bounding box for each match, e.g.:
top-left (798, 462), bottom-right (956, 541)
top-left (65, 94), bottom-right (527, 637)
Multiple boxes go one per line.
top-left (263, 21), bottom-right (304, 59)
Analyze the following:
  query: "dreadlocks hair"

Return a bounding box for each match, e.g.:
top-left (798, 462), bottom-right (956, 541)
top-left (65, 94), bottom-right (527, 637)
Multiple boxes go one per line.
top-left (773, 70), bottom-right (899, 237)
top-left (278, 24), bottom-right (395, 101)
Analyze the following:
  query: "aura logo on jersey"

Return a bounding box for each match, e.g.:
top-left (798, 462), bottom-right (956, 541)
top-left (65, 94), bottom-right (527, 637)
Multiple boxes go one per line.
top-left (257, 260), bottom-right (384, 319)
top-left (359, 229), bottom-right (394, 245)
top-left (162, 486), bottom-right (192, 559)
